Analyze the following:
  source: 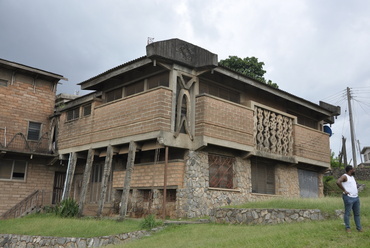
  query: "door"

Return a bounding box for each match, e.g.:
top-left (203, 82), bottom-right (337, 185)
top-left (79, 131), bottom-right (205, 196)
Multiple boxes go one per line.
top-left (52, 172), bottom-right (66, 204)
top-left (298, 169), bottom-right (319, 198)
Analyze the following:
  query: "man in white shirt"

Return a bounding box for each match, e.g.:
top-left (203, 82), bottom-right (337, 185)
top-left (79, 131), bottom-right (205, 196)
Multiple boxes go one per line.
top-left (336, 165), bottom-right (362, 233)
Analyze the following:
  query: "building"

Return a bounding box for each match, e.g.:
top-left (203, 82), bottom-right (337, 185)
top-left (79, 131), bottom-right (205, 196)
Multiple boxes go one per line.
top-left (1, 39), bottom-right (340, 219)
top-left (0, 58), bottom-right (67, 218)
top-left (359, 146), bottom-right (370, 167)
top-left (54, 39), bottom-right (340, 218)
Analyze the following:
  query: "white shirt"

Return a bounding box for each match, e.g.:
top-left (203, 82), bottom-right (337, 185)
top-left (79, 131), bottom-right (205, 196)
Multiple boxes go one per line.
top-left (342, 174), bottom-right (358, 198)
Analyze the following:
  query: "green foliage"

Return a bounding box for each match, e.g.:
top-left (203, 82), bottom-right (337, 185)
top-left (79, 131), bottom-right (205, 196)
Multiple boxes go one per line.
top-left (323, 176), bottom-right (342, 196)
top-left (330, 152), bottom-right (342, 168)
top-left (219, 56), bottom-right (278, 88)
top-left (140, 214), bottom-right (162, 230)
top-left (55, 198), bottom-right (79, 218)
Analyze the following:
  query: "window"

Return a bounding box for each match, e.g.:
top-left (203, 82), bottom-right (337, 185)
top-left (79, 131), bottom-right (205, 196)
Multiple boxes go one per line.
top-left (0, 159), bottom-right (27, 181)
top-left (0, 79), bottom-right (8, 87)
top-left (147, 72), bottom-right (169, 89)
top-left (83, 104), bottom-right (92, 117)
top-left (251, 158), bottom-right (275, 194)
top-left (199, 80), bottom-right (240, 103)
top-left (67, 108), bottom-right (80, 121)
top-left (365, 154), bottom-right (368, 162)
top-left (27, 122), bottom-right (41, 141)
top-left (125, 81), bottom-right (144, 97)
top-left (209, 154), bottom-right (235, 189)
top-left (106, 88), bottom-right (122, 102)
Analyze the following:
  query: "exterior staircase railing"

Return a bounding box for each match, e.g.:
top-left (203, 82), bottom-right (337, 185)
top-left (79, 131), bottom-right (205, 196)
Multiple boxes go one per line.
top-left (1, 190), bottom-right (42, 220)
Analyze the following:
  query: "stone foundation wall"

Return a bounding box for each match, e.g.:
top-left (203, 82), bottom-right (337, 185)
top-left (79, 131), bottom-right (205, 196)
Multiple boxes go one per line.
top-left (330, 167), bottom-right (370, 181)
top-left (176, 151), bottom-right (305, 219)
top-left (0, 227), bottom-right (163, 248)
top-left (210, 208), bottom-right (324, 225)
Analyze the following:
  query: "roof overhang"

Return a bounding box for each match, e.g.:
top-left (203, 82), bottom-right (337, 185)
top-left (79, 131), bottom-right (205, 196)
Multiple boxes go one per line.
top-left (0, 58), bottom-right (67, 82)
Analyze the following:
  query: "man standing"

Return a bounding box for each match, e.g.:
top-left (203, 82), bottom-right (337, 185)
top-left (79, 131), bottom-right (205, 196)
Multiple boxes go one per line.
top-left (336, 165), bottom-right (362, 232)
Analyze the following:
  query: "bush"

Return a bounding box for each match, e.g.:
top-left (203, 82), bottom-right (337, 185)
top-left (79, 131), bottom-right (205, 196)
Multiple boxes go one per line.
top-left (55, 198), bottom-right (79, 218)
top-left (140, 214), bottom-right (162, 230)
top-left (323, 176), bottom-right (341, 196)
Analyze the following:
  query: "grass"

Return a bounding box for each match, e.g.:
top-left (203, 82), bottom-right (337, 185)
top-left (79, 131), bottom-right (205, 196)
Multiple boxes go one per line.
top-left (0, 214), bottom-right (142, 238)
top-left (1, 180), bottom-right (370, 247)
top-left (109, 180), bottom-right (370, 248)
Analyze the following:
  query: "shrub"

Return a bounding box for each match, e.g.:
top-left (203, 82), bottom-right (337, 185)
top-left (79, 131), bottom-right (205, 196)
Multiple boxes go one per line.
top-left (140, 214), bottom-right (162, 230)
top-left (55, 198), bottom-right (79, 218)
top-left (323, 176), bottom-right (341, 196)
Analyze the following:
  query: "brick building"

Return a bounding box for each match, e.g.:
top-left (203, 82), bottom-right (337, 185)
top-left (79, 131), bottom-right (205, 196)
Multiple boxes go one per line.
top-left (54, 39), bottom-right (340, 218)
top-left (0, 39), bottom-right (340, 219)
top-left (0, 58), bottom-right (67, 217)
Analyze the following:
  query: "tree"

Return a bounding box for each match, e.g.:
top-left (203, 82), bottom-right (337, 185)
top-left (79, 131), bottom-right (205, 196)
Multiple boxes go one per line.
top-left (219, 56), bottom-right (278, 88)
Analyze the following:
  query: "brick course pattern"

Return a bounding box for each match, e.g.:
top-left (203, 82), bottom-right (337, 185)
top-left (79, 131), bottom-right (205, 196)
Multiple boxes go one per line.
top-left (0, 70), bottom-right (55, 152)
top-left (294, 125), bottom-right (330, 163)
top-left (58, 88), bottom-right (172, 149)
top-left (113, 161), bottom-right (185, 188)
top-left (0, 163), bottom-right (55, 216)
top-left (195, 96), bottom-right (254, 146)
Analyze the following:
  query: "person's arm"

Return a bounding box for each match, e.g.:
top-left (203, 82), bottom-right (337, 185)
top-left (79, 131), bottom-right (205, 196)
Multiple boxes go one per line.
top-left (336, 175), bottom-right (349, 194)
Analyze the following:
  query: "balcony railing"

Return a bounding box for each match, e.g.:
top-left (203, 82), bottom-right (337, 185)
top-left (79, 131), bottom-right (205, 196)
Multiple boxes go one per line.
top-left (253, 105), bottom-right (294, 157)
top-left (0, 132), bottom-right (50, 154)
top-left (1, 190), bottom-right (42, 220)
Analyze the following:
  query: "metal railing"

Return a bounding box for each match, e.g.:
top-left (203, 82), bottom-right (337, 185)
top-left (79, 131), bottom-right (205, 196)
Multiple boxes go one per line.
top-left (1, 190), bottom-right (42, 219)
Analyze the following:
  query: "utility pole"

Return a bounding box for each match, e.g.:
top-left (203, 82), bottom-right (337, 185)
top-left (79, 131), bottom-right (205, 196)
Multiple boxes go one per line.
top-left (346, 87), bottom-right (357, 167)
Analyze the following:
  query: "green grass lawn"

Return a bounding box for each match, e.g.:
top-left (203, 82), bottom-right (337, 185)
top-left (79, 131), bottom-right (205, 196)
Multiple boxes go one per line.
top-left (0, 214), bottom-right (142, 238)
top-left (1, 180), bottom-right (369, 247)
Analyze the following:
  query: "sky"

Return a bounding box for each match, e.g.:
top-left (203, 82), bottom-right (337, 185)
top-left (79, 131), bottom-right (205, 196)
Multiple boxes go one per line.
top-left (1, 0), bottom-right (370, 166)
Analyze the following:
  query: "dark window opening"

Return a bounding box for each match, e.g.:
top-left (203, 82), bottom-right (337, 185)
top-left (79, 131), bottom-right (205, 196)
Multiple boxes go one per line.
top-left (0, 79), bottom-right (8, 87)
top-left (125, 81), bottom-right (144, 97)
top-left (139, 189), bottom-right (152, 202)
top-left (0, 159), bottom-right (26, 181)
top-left (83, 104), bottom-right (92, 116)
top-left (166, 189), bottom-right (177, 202)
top-left (66, 108), bottom-right (80, 121)
top-left (27, 122), bottom-right (41, 141)
top-left (199, 80), bottom-right (240, 103)
top-left (106, 88), bottom-right (122, 102)
top-left (251, 158), bottom-right (275, 194)
top-left (209, 154), bottom-right (235, 189)
top-left (148, 72), bottom-right (169, 89)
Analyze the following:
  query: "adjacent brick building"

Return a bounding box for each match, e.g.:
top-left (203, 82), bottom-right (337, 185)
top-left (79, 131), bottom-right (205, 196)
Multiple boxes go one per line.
top-left (1, 39), bottom-right (340, 219)
top-left (0, 58), bottom-right (66, 217)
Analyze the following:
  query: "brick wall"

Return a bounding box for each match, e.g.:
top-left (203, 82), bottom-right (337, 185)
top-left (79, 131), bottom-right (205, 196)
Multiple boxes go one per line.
top-left (0, 163), bottom-right (55, 216)
top-left (112, 161), bottom-right (185, 189)
top-left (0, 69), bottom-right (55, 152)
top-left (294, 124), bottom-right (330, 163)
top-left (195, 95), bottom-right (254, 146)
top-left (58, 88), bottom-right (173, 149)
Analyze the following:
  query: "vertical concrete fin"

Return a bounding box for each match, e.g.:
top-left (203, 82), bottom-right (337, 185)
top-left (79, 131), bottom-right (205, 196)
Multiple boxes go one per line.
top-left (119, 141), bottom-right (137, 220)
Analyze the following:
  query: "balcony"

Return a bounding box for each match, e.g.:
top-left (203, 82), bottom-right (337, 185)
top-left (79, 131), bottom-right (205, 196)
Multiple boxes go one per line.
top-left (57, 88), bottom-right (173, 151)
top-left (0, 131), bottom-right (51, 155)
top-left (195, 95), bottom-right (331, 165)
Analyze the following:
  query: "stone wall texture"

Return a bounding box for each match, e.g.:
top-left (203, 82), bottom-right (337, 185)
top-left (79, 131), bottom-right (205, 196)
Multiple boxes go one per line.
top-left (210, 208), bottom-right (324, 225)
top-left (0, 228), bottom-right (163, 248)
top-left (330, 167), bottom-right (370, 181)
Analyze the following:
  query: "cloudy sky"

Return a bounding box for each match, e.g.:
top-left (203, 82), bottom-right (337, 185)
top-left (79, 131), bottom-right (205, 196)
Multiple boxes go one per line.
top-left (1, 0), bottom-right (370, 166)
